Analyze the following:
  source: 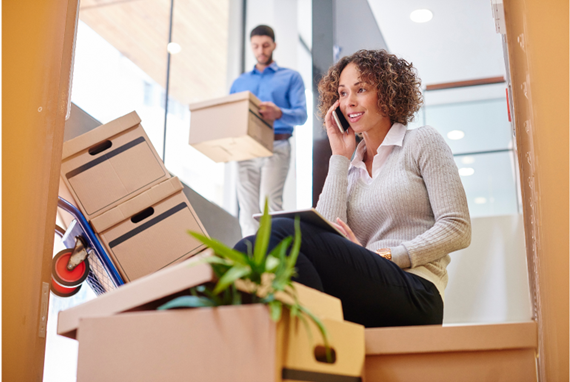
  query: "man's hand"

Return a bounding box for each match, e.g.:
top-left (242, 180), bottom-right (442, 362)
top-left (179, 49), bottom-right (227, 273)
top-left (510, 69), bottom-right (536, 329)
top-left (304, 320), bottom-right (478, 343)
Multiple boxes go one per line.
top-left (259, 101), bottom-right (283, 121)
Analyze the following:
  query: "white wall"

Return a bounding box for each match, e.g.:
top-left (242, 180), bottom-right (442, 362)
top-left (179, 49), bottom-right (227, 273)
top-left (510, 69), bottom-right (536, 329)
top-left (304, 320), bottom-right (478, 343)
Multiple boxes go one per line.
top-left (444, 214), bottom-right (532, 324)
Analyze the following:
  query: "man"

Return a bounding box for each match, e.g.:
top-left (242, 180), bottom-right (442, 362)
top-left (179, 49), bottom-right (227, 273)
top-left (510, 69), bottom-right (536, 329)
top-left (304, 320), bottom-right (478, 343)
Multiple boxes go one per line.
top-left (230, 25), bottom-right (307, 236)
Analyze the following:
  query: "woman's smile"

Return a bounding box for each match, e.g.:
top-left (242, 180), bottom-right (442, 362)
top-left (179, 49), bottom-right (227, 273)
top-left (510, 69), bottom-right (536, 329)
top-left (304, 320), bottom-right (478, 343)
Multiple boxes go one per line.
top-left (347, 111), bottom-right (364, 123)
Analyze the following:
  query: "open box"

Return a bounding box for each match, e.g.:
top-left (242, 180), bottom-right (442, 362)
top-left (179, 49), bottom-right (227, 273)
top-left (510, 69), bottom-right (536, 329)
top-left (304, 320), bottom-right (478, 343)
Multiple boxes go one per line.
top-left (90, 177), bottom-right (209, 283)
top-left (58, 253), bottom-right (365, 381)
top-left (188, 91), bottom-right (274, 163)
top-left (60, 111), bottom-right (170, 221)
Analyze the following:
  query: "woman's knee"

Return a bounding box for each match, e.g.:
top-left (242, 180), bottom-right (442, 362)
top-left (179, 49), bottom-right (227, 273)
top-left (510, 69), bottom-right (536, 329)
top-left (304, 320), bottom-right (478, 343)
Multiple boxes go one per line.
top-left (233, 235), bottom-right (255, 252)
top-left (270, 218), bottom-right (297, 238)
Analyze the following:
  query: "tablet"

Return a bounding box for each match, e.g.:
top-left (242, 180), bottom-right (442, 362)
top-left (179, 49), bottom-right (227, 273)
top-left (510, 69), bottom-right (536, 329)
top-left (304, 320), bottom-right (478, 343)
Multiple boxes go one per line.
top-left (252, 208), bottom-right (346, 238)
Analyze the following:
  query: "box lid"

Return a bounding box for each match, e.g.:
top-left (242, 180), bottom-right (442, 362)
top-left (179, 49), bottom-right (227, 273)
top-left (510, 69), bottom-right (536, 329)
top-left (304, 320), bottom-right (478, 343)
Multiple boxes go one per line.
top-left (58, 251), bottom-right (344, 339)
top-left (188, 91), bottom-right (261, 112)
top-left (90, 177), bottom-right (184, 233)
top-left (62, 111), bottom-right (142, 160)
top-left (364, 321), bottom-right (538, 355)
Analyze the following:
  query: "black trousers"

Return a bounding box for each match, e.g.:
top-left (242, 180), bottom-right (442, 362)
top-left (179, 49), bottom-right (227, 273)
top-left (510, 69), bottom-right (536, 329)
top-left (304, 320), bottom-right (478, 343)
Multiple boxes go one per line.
top-left (233, 218), bottom-right (443, 328)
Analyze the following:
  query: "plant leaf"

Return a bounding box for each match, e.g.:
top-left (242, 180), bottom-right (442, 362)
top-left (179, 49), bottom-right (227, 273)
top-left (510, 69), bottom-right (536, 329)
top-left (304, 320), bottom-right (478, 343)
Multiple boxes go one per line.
top-left (232, 285), bottom-right (242, 305)
top-left (202, 256), bottom-right (232, 266)
top-left (213, 265), bottom-right (252, 295)
top-left (253, 198), bottom-right (272, 266)
top-left (157, 296), bottom-right (217, 310)
top-left (267, 236), bottom-right (291, 271)
top-left (188, 231), bottom-right (248, 265)
top-left (286, 216), bottom-right (302, 272)
top-left (265, 255), bottom-right (280, 272)
top-left (299, 304), bottom-right (331, 361)
top-left (268, 300), bottom-right (282, 322)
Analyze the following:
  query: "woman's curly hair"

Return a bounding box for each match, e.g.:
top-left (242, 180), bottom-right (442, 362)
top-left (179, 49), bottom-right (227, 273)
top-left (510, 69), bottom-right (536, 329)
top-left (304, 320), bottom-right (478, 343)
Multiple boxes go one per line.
top-left (318, 49), bottom-right (423, 126)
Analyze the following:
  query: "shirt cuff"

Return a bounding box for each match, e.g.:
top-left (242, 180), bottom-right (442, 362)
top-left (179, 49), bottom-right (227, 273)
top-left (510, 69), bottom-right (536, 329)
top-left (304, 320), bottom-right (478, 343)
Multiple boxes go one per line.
top-left (390, 245), bottom-right (412, 269)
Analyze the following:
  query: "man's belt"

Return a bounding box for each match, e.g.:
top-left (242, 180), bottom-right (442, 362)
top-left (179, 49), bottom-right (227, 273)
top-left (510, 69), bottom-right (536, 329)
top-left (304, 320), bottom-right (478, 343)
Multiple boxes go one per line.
top-left (274, 133), bottom-right (292, 141)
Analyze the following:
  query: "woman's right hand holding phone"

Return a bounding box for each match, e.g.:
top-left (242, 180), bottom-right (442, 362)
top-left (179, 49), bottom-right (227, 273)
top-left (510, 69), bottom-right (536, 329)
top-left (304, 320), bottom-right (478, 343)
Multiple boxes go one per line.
top-left (325, 100), bottom-right (356, 160)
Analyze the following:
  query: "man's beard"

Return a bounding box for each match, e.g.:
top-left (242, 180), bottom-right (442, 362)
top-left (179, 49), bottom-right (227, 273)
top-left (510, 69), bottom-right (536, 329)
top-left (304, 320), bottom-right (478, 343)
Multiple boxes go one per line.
top-left (257, 53), bottom-right (273, 66)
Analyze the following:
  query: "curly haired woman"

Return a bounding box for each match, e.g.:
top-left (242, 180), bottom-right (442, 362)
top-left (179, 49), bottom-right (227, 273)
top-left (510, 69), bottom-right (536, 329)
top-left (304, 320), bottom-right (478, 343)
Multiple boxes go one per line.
top-left (234, 49), bottom-right (471, 327)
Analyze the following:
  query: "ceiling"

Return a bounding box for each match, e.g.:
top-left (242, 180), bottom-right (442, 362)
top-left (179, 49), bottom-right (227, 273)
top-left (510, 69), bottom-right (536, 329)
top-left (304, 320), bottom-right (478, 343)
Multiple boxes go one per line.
top-left (77, 0), bottom-right (506, 104)
top-left (367, 0), bottom-right (506, 87)
top-left (79, 0), bottom-right (230, 105)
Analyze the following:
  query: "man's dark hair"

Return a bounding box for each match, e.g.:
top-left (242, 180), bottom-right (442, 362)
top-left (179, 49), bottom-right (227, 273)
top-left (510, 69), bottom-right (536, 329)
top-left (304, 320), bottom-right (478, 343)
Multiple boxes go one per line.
top-left (250, 25), bottom-right (275, 42)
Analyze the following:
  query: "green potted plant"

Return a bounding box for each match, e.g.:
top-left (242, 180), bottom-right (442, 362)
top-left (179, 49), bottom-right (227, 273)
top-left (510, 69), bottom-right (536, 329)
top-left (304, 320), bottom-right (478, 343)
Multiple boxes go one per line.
top-left (157, 199), bottom-right (330, 357)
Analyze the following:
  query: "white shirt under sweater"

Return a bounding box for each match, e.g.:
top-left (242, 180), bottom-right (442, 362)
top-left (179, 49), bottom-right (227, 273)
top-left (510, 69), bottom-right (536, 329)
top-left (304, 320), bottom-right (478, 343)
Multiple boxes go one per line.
top-left (316, 125), bottom-right (471, 298)
top-left (350, 122), bottom-right (406, 183)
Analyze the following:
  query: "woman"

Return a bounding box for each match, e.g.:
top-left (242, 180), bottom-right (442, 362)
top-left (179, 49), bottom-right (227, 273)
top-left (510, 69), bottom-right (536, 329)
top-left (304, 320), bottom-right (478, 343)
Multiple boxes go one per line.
top-left (234, 49), bottom-right (471, 327)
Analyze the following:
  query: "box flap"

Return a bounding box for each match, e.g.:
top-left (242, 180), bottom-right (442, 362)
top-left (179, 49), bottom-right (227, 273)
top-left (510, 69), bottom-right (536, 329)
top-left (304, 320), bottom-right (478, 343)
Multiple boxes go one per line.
top-left (364, 321), bottom-right (538, 355)
top-left (90, 177), bottom-right (184, 233)
top-left (58, 249), bottom-right (345, 339)
top-left (58, 252), bottom-right (215, 339)
top-left (62, 111), bottom-right (142, 160)
top-left (188, 91), bottom-right (261, 111)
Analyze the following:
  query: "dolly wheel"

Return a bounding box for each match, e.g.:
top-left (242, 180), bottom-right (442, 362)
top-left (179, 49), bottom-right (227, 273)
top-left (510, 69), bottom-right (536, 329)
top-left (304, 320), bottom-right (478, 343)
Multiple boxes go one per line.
top-left (50, 278), bottom-right (82, 298)
top-left (52, 248), bottom-right (90, 287)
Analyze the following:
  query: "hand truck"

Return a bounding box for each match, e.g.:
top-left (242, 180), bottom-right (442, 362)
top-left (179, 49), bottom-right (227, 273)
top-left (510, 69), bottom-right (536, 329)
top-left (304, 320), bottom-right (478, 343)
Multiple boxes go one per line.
top-left (52, 197), bottom-right (125, 297)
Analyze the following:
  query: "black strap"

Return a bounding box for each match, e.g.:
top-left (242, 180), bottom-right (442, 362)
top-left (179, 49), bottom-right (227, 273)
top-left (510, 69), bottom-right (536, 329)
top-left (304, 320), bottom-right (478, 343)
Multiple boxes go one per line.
top-left (281, 368), bottom-right (362, 382)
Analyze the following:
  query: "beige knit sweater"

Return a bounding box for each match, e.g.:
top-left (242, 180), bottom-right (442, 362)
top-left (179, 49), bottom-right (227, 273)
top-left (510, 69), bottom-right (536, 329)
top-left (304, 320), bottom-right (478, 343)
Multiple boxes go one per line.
top-left (316, 125), bottom-right (472, 297)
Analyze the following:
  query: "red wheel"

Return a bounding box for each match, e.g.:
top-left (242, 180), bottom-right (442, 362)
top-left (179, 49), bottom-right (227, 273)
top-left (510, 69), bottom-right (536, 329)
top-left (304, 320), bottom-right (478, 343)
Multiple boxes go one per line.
top-left (52, 248), bottom-right (90, 287)
top-left (50, 278), bottom-right (82, 298)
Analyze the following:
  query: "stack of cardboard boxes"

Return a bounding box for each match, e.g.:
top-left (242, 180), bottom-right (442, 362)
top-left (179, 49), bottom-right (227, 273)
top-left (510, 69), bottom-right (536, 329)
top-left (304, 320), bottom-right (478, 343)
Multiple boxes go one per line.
top-left (60, 111), bottom-right (209, 283)
top-left (58, 109), bottom-right (367, 381)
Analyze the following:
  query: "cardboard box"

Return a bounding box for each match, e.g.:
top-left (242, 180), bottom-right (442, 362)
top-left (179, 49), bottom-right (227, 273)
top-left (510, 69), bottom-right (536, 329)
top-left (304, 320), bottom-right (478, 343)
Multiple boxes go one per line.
top-left (58, 255), bottom-right (364, 381)
top-left (90, 177), bottom-right (209, 282)
top-left (363, 322), bottom-right (538, 382)
top-left (188, 91), bottom-right (274, 163)
top-left (76, 305), bottom-right (363, 382)
top-left (61, 111), bottom-right (170, 221)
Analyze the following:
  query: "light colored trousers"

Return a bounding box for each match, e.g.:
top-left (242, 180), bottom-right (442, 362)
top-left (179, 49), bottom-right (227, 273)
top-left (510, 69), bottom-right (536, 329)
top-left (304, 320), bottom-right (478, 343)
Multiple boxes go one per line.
top-left (237, 139), bottom-right (291, 237)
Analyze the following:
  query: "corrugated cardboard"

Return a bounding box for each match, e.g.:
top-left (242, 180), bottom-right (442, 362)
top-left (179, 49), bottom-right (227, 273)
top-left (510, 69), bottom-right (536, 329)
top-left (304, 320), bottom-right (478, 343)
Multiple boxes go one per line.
top-left (57, 251), bottom-right (344, 339)
top-left (90, 177), bottom-right (209, 282)
top-left (75, 305), bottom-right (364, 382)
top-left (363, 322), bottom-right (538, 382)
top-left (188, 91), bottom-right (274, 163)
top-left (60, 111), bottom-right (170, 220)
top-left (60, 253), bottom-right (363, 381)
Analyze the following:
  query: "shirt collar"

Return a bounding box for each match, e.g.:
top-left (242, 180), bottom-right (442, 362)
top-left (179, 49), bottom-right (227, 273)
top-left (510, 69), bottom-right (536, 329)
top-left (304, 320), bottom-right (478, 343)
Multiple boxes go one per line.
top-left (252, 61), bottom-right (279, 74)
top-left (380, 122), bottom-right (407, 148)
top-left (350, 123), bottom-right (407, 168)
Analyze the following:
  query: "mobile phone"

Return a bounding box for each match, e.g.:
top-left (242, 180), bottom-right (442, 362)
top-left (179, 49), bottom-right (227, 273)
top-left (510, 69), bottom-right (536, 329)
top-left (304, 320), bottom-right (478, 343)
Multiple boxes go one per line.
top-left (332, 106), bottom-right (350, 134)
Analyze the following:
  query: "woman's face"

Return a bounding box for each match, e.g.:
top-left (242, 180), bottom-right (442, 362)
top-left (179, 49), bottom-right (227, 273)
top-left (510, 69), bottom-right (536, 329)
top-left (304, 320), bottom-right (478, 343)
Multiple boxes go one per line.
top-left (338, 62), bottom-right (388, 134)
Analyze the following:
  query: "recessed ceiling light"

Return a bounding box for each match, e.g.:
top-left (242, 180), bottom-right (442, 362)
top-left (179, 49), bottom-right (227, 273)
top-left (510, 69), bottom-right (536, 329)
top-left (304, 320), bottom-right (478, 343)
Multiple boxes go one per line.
top-left (458, 167), bottom-right (475, 176)
top-left (167, 42), bottom-right (181, 54)
top-left (447, 130), bottom-right (465, 140)
top-left (474, 197), bottom-right (487, 204)
top-left (410, 9), bottom-right (433, 23)
top-left (461, 156), bottom-right (475, 164)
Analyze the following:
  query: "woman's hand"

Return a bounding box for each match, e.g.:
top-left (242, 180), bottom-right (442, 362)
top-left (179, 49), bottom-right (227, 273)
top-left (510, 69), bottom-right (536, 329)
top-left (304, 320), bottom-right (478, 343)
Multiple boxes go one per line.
top-left (333, 218), bottom-right (362, 246)
top-left (324, 101), bottom-right (356, 159)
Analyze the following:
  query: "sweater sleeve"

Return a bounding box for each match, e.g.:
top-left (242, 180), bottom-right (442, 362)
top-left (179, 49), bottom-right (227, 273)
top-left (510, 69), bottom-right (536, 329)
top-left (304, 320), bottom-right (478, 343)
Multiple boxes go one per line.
top-left (315, 155), bottom-right (351, 224)
top-left (391, 126), bottom-right (472, 268)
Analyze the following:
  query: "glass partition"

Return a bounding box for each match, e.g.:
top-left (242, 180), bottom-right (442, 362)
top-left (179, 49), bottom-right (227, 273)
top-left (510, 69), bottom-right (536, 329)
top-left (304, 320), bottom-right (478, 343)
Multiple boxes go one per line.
top-left (165, 0), bottom-right (231, 207)
top-left (422, 86), bottom-right (519, 218)
top-left (44, 2), bottom-right (233, 380)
